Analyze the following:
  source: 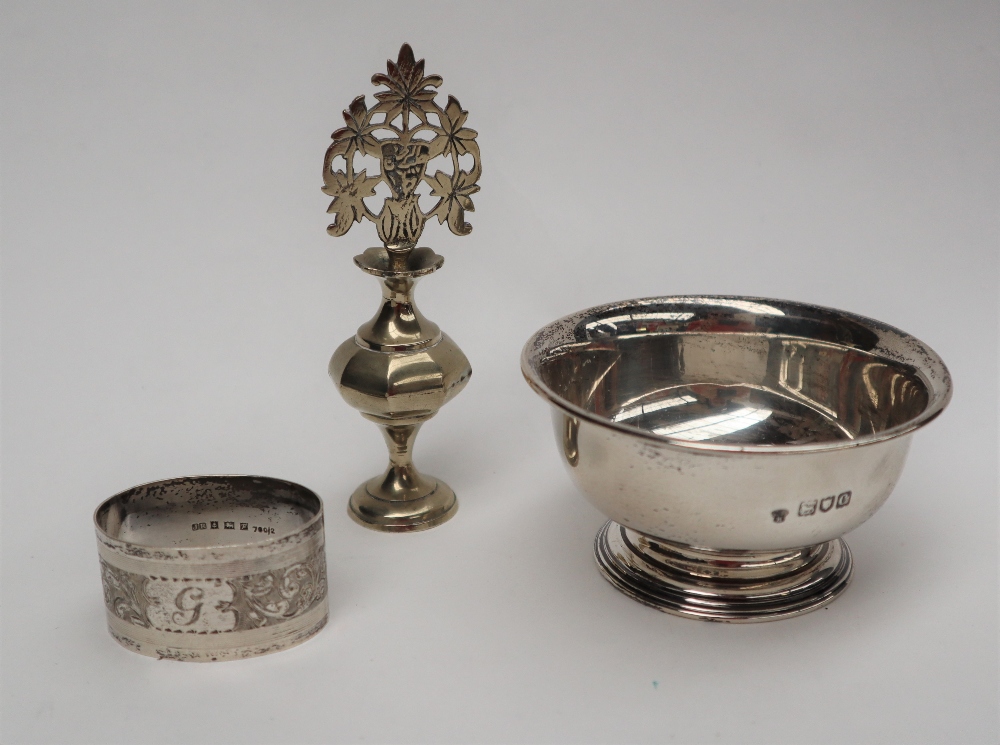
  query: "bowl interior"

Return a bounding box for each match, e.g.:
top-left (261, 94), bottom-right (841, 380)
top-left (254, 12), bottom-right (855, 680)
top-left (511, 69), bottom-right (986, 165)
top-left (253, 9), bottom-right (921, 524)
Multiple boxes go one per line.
top-left (531, 300), bottom-right (939, 447)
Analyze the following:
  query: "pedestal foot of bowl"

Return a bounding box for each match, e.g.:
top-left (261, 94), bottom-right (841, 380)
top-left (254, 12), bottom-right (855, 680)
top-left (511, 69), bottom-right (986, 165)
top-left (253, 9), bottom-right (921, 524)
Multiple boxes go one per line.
top-left (595, 521), bottom-right (852, 622)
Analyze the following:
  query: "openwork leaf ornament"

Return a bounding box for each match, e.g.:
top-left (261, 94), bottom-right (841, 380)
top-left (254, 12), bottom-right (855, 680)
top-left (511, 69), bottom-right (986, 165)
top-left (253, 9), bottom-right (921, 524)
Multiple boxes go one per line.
top-left (428, 95), bottom-right (479, 161)
top-left (370, 44), bottom-right (443, 126)
top-left (328, 95), bottom-right (382, 160)
top-left (322, 44), bottom-right (482, 248)
top-left (426, 168), bottom-right (480, 236)
top-left (324, 168), bottom-right (381, 237)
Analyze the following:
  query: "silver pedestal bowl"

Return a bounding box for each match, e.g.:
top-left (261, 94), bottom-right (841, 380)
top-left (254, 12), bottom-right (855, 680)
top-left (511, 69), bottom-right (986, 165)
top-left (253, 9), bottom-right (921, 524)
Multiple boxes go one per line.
top-left (522, 296), bottom-right (951, 622)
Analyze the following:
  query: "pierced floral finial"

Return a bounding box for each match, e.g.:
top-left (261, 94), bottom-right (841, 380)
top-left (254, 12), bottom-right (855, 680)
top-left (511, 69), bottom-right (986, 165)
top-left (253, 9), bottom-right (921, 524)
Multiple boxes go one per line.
top-left (322, 44), bottom-right (481, 249)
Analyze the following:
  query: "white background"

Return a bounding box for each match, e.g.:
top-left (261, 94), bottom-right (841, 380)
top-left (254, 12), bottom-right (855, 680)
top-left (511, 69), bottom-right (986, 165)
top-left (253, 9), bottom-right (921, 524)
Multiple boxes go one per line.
top-left (2, 2), bottom-right (997, 743)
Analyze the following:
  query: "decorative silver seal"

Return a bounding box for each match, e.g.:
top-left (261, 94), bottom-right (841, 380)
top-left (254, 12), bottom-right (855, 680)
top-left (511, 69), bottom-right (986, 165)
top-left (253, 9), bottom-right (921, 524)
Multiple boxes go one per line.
top-left (94, 476), bottom-right (328, 661)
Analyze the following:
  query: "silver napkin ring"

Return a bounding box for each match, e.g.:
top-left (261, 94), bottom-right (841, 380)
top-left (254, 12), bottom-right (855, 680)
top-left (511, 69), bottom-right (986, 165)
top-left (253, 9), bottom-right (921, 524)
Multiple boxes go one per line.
top-left (94, 475), bottom-right (328, 661)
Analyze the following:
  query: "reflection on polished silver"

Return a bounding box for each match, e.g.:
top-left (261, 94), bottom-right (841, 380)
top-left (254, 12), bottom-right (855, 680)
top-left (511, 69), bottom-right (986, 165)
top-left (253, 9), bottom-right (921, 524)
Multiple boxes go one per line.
top-left (596, 524), bottom-right (852, 622)
top-left (323, 44), bottom-right (479, 532)
top-left (94, 476), bottom-right (328, 660)
top-left (522, 296), bottom-right (951, 622)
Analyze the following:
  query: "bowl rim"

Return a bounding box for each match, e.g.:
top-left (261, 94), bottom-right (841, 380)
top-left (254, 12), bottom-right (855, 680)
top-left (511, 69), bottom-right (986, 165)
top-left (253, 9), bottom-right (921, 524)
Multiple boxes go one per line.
top-left (521, 294), bottom-right (953, 454)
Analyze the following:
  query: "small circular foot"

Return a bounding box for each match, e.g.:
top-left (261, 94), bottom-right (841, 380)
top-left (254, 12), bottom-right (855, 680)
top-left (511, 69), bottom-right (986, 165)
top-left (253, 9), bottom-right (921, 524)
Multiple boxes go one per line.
top-left (348, 477), bottom-right (457, 533)
top-left (595, 521), bottom-right (852, 622)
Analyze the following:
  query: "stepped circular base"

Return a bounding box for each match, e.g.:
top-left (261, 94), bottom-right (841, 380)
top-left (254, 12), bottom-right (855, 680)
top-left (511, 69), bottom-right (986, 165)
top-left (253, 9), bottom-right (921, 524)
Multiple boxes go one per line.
top-left (348, 477), bottom-right (457, 533)
top-left (595, 521), bottom-right (852, 622)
